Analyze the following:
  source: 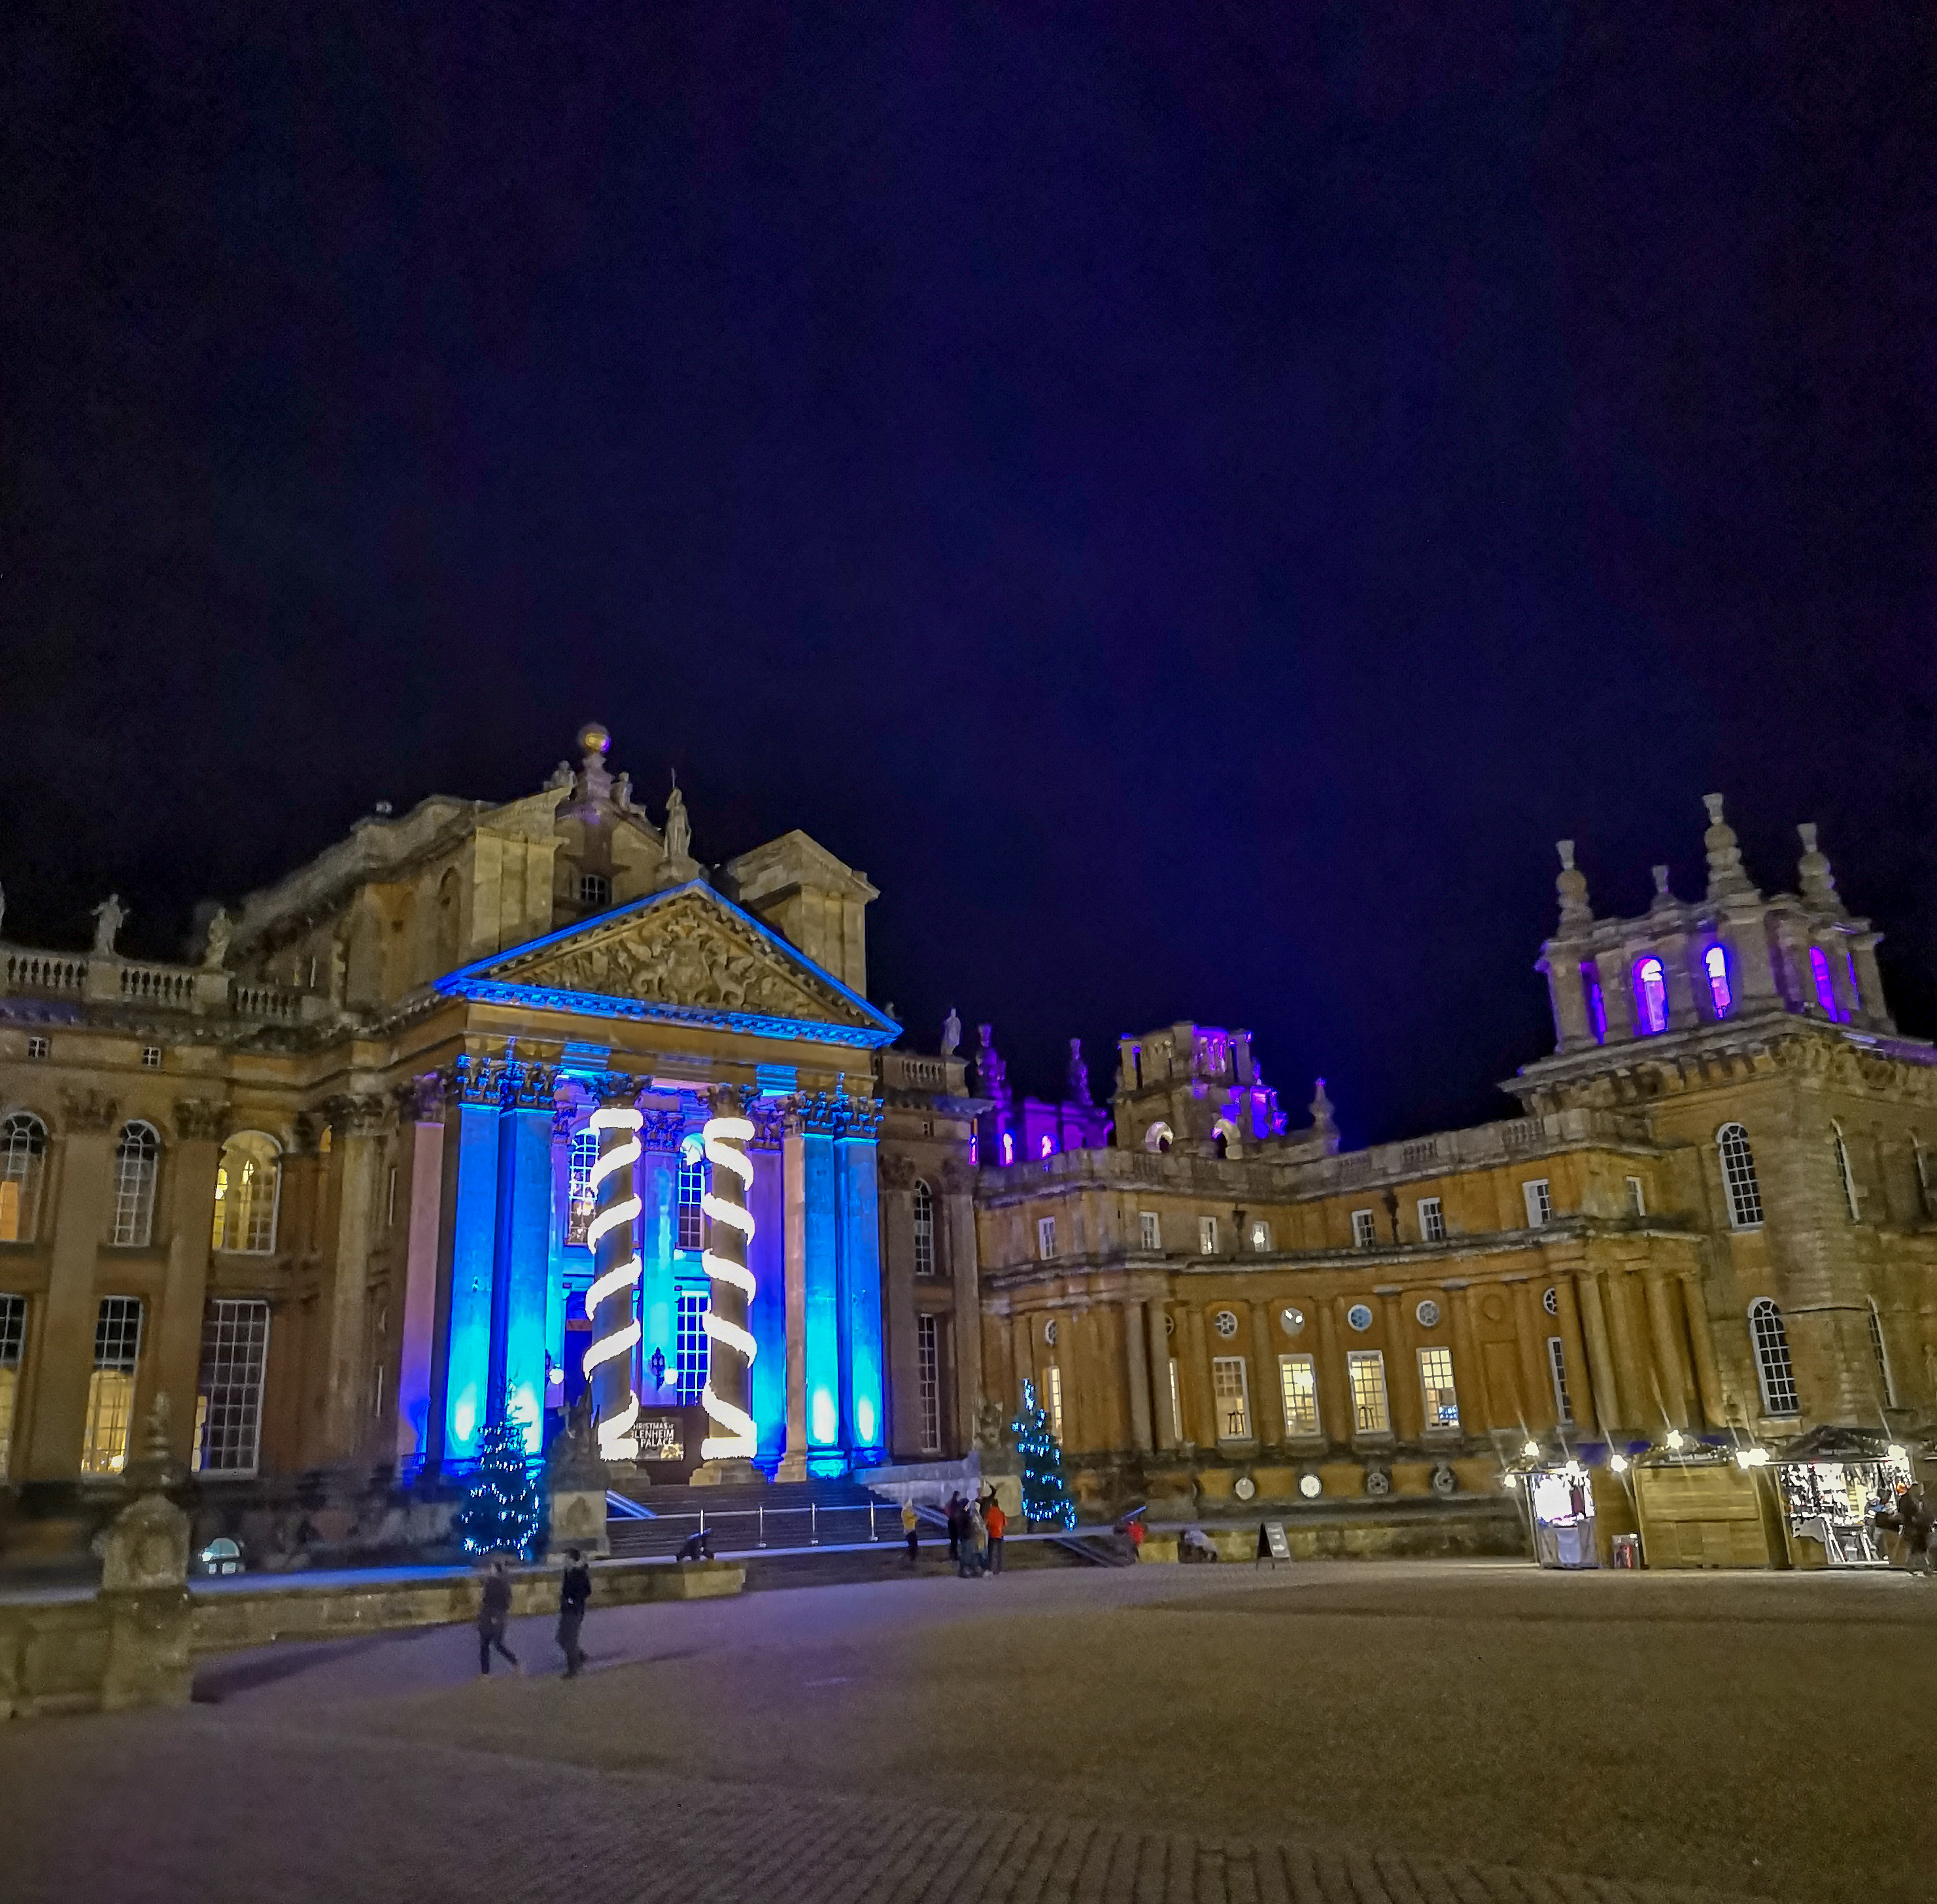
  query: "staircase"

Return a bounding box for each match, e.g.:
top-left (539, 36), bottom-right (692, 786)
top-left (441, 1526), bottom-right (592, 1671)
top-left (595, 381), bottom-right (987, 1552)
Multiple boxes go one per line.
top-left (604, 1476), bottom-right (897, 1559)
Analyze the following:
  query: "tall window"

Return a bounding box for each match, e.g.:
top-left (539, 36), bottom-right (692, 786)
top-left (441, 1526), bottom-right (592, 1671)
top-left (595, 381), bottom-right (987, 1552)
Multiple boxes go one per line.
top-left (210, 1133), bottom-right (281, 1254)
top-left (112, 1122), bottom-right (161, 1248)
top-left (83, 1297), bottom-right (144, 1474)
top-left (1045, 1362), bottom-right (1064, 1440)
top-left (1832, 1123), bottom-right (1860, 1221)
top-left (1250, 1220), bottom-right (1272, 1251)
top-left (1418, 1347), bottom-right (1459, 1430)
top-left (1139, 1210), bottom-right (1161, 1252)
top-left (1278, 1354), bottom-right (1319, 1436)
top-left (1634, 956), bottom-right (1668, 1035)
top-left (1351, 1209), bottom-right (1377, 1249)
top-left (1809, 945), bottom-right (1838, 1018)
top-left (675, 1289), bottom-right (710, 1403)
top-left (1868, 1300), bottom-right (1895, 1407)
top-left (1717, 1124), bottom-right (1764, 1228)
top-left (1582, 967), bottom-right (1607, 1043)
top-left (676, 1137), bottom-right (707, 1253)
top-left (912, 1180), bottom-right (935, 1275)
top-left (1346, 1350), bottom-right (1390, 1435)
top-left (1626, 1175), bottom-right (1647, 1217)
top-left (1211, 1356), bottom-right (1251, 1440)
top-left (0, 1112), bottom-right (48, 1242)
top-left (565, 1128), bottom-right (600, 1245)
top-left (917, 1313), bottom-right (941, 1454)
top-left (194, 1299), bottom-right (270, 1475)
top-left (1417, 1196), bottom-right (1445, 1243)
top-left (1547, 1336), bottom-right (1574, 1423)
top-left (1198, 1215), bottom-right (1218, 1255)
top-left (578, 871), bottom-right (610, 910)
top-left (0, 1292), bottom-right (24, 1475)
top-left (1522, 1180), bottom-right (1552, 1228)
top-left (1704, 944), bottom-right (1732, 1017)
top-left (1748, 1298), bottom-right (1798, 1416)
top-left (1036, 1216), bottom-right (1056, 1260)
top-left (1000, 1131), bottom-right (1016, 1166)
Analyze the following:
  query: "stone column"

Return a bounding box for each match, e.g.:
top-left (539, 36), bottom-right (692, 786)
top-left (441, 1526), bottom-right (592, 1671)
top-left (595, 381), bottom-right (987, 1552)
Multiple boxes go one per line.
top-left (1594, 950), bottom-right (1636, 1043)
top-left (1146, 1299), bottom-right (1176, 1449)
top-left (1250, 1300), bottom-right (1282, 1447)
top-left (25, 1091), bottom-right (120, 1481)
top-left (1010, 1311), bottom-right (1034, 1412)
top-left (1541, 951), bottom-right (1592, 1051)
top-left (632, 1110), bottom-right (681, 1410)
top-left (835, 1103), bottom-right (886, 1464)
top-left (1850, 932), bottom-right (1892, 1030)
top-left (321, 1093), bottom-right (388, 1462)
top-left (1642, 1268), bottom-right (1692, 1430)
top-left (1573, 1266), bottom-right (1624, 1436)
top-left (1124, 1299), bottom-right (1154, 1451)
top-left (795, 1099), bottom-right (842, 1467)
top-left (1679, 1269), bottom-right (1727, 1428)
top-left (1723, 901), bottom-right (1781, 1012)
top-left (1184, 1305), bottom-right (1214, 1446)
top-left (1602, 1266), bottom-right (1655, 1434)
top-left (1825, 933), bottom-right (1861, 1022)
top-left (942, 1160), bottom-right (982, 1454)
top-left (1660, 932), bottom-right (1700, 1031)
top-left (692, 1084), bottom-right (761, 1485)
top-left (1509, 1279), bottom-right (1550, 1431)
top-left (1382, 1290), bottom-right (1422, 1442)
top-left (777, 1116), bottom-right (810, 1480)
top-left (585, 1073), bottom-right (642, 1460)
top-left (489, 1058), bottom-right (556, 1451)
top-left (393, 1077), bottom-right (445, 1464)
top-left (1446, 1281), bottom-right (1483, 1434)
top-left (1550, 1275), bottom-right (1595, 1433)
top-left (745, 1103), bottom-right (787, 1468)
top-left (147, 1099), bottom-right (223, 1468)
top-left (430, 1054), bottom-right (506, 1469)
top-left (1315, 1296), bottom-right (1350, 1445)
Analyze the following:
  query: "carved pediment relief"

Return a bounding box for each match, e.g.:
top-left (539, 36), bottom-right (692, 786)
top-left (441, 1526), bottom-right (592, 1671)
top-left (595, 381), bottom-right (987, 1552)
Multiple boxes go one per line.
top-left (483, 887), bottom-right (869, 1028)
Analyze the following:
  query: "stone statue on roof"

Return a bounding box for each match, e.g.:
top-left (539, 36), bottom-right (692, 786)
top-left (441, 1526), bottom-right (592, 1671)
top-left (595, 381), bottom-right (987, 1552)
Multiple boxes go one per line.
top-left (940, 1007), bottom-right (961, 1058)
top-left (663, 772), bottom-right (691, 863)
top-left (92, 893), bottom-right (127, 955)
top-left (201, 907), bottom-right (232, 971)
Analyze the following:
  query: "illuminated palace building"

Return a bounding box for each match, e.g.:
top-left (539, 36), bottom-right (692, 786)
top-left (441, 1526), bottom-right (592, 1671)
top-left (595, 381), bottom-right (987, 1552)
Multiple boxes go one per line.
top-left (974, 799), bottom-right (1937, 1508)
top-left (0, 728), bottom-right (984, 1497)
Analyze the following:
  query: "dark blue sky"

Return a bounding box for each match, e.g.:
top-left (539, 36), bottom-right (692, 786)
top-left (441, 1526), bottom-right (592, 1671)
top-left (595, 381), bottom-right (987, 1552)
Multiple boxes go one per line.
top-left (4, 5), bottom-right (1932, 1143)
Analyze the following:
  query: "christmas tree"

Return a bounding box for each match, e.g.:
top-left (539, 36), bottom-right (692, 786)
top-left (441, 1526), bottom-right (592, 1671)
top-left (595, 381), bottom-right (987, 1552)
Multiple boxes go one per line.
top-left (453, 1406), bottom-right (543, 1559)
top-left (1011, 1379), bottom-right (1077, 1529)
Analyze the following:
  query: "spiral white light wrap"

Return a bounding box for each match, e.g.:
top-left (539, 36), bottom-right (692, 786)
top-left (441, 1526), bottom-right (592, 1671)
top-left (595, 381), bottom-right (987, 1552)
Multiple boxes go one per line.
top-left (700, 1114), bottom-right (758, 1460)
top-left (586, 1105), bottom-right (644, 1459)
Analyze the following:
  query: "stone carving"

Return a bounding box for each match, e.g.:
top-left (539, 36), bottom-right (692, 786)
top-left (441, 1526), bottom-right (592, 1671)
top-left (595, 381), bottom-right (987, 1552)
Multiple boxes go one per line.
top-left (878, 1152), bottom-right (917, 1190)
top-left (171, 1098), bottom-right (225, 1143)
top-left (639, 1105), bottom-right (689, 1151)
top-left (92, 893), bottom-right (128, 954)
top-left (663, 774), bottom-right (691, 863)
top-left (940, 1156), bottom-right (976, 1194)
top-left (973, 1397), bottom-right (1012, 1457)
top-left (975, 1024), bottom-right (1008, 1102)
top-left (60, 1088), bottom-right (120, 1132)
top-left (326, 1092), bottom-right (392, 1139)
top-left (201, 907), bottom-right (233, 971)
top-left (1067, 1037), bottom-right (1091, 1106)
top-left (940, 1006), bottom-right (960, 1057)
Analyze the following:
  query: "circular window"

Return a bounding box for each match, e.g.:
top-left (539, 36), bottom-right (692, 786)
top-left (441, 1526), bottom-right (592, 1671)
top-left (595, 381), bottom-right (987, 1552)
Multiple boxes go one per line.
top-left (1346, 1302), bottom-right (1374, 1332)
top-left (1233, 1475), bottom-right (1257, 1501)
top-left (1364, 1466), bottom-right (1392, 1497)
top-left (1415, 1298), bottom-right (1441, 1328)
top-left (1212, 1309), bottom-right (1239, 1339)
top-left (1298, 1471), bottom-right (1324, 1500)
top-left (1280, 1305), bottom-right (1305, 1336)
top-left (1043, 1318), bottom-right (1058, 1346)
top-left (1542, 1286), bottom-right (1559, 1317)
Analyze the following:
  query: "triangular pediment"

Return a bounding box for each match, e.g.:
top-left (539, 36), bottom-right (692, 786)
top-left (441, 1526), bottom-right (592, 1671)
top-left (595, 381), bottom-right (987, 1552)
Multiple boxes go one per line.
top-left (439, 880), bottom-right (895, 1047)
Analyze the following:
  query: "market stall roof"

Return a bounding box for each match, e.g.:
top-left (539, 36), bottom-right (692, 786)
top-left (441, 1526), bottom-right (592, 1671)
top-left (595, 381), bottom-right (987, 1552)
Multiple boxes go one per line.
top-left (1774, 1425), bottom-right (1896, 1464)
top-left (1635, 1438), bottom-right (1735, 1469)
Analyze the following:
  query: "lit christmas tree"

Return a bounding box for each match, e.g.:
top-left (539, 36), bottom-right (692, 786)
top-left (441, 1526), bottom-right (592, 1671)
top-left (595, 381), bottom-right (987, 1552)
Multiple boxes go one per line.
top-left (453, 1406), bottom-right (543, 1559)
top-left (1011, 1378), bottom-right (1076, 1529)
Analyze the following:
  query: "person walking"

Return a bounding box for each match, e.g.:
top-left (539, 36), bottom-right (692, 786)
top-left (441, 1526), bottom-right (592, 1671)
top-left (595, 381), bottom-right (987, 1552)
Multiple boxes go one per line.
top-left (901, 1498), bottom-right (920, 1565)
top-left (945, 1491), bottom-right (965, 1565)
top-left (983, 1491), bottom-right (1007, 1575)
top-left (556, 1548), bottom-right (592, 1676)
top-left (477, 1555), bottom-right (521, 1675)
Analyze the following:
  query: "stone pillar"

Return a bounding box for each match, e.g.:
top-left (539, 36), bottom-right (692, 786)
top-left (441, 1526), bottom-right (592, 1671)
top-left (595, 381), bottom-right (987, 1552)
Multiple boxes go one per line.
top-left (1446, 1282), bottom-right (1482, 1433)
top-left (1010, 1312), bottom-right (1034, 1411)
top-left (1594, 950), bottom-right (1637, 1043)
top-left (1679, 1270), bottom-right (1727, 1428)
top-left (1723, 902), bottom-right (1781, 1012)
top-left (835, 1105), bottom-right (886, 1464)
top-left (1642, 1268), bottom-right (1692, 1430)
top-left (1146, 1299), bottom-right (1176, 1449)
top-left (320, 1093), bottom-right (388, 1462)
top-left (1660, 932), bottom-right (1700, 1031)
top-left (1124, 1299), bottom-right (1154, 1451)
top-left (692, 1084), bottom-right (761, 1485)
top-left (585, 1073), bottom-right (642, 1460)
top-left (1573, 1267), bottom-right (1624, 1436)
top-left (1850, 932), bottom-right (1893, 1030)
top-left (96, 1398), bottom-right (192, 1713)
top-left (1551, 1275), bottom-right (1595, 1434)
top-left (1825, 933), bottom-right (1861, 1022)
top-left (1184, 1306), bottom-right (1215, 1446)
top-left (489, 1060), bottom-right (556, 1451)
top-left (148, 1101), bottom-right (223, 1467)
top-left (1603, 1267), bottom-right (1654, 1434)
top-left (942, 1160), bottom-right (982, 1454)
top-left (1382, 1290), bottom-right (1423, 1442)
top-left (798, 1103), bottom-right (842, 1466)
top-left (1509, 1280), bottom-right (1550, 1431)
top-left (745, 1107), bottom-right (787, 1467)
top-left (777, 1120), bottom-right (810, 1480)
top-left (431, 1054), bottom-right (505, 1469)
top-left (1250, 1300), bottom-right (1281, 1447)
top-left (1315, 1296), bottom-right (1350, 1445)
top-left (394, 1078), bottom-right (445, 1464)
top-left (1541, 952), bottom-right (1592, 1052)
top-left (26, 1092), bottom-right (120, 1481)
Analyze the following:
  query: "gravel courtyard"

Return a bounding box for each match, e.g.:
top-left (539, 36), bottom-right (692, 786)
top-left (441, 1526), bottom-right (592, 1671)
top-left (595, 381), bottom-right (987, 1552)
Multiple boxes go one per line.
top-left (4, 1557), bottom-right (1932, 1903)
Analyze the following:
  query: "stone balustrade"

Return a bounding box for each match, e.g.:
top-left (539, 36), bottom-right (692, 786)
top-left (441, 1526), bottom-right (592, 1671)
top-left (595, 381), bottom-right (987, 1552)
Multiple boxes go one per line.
top-left (0, 943), bottom-right (313, 1022)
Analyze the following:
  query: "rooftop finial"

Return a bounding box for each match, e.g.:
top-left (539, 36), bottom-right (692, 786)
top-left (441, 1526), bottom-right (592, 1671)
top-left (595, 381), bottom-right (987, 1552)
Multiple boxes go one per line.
top-left (1555, 840), bottom-right (1592, 929)
top-left (1309, 1076), bottom-right (1337, 1139)
top-left (1797, 822), bottom-right (1842, 910)
top-left (572, 722), bottom-right (614, 804)
top-left (1650, 863), bottom-right (1673, 906)
top-left (1702, 793), bottom-right (1753, 899)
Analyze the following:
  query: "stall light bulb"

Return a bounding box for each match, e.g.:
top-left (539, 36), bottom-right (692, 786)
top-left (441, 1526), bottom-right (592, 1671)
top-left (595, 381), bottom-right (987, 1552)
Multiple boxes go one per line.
top-left (1888, 1444), bottom-right (1908, 1465)
top-left (1609, 1453), bottom-right (1630, 1474)
top-left (1747, 1447), bottom-right (1770, 1467)
top-left (1734, 1449), bottom-right (1753, 1470)
top-left (1666, 1429), bottom-right (1686, 1451)
top-left (1522, 1438), bottom-right (1540, 1460)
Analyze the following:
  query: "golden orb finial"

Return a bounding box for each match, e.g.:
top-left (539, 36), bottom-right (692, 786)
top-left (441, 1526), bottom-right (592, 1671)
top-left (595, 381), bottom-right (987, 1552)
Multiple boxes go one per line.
top-left (577, 721), bottom-right (611, 759)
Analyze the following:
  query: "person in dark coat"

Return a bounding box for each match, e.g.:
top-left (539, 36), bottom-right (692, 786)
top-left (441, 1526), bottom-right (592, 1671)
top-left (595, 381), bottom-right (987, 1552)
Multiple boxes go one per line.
top-left (1877, 1482), bottom-right (1934, 1575)
top-left (477, 1557), bottom-right (520, 1674)
top-left (945, 1491), bottom-right (965, 1564)
top-left (557, 1549), bottom-right (592, 1676)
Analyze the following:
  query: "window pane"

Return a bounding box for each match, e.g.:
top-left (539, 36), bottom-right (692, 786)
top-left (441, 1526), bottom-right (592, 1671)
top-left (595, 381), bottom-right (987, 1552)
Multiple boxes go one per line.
top-left (195, 1300), bottom-right (271, 1474)
top-left (1278, 1354), bottom-right (1318, 1436)
top-left (1418, 1347), bottom-right (1459, 1430)
top-left (675, 1289), bottom-right (710, 1404)
top-left (912, 1181), bottom-right (934, 1276)
top-left (1347, 1351), bottom-right (1389, 1434)
top-left (1212, 1355), bottom-right (1250, 1440)
top-left (0, 1292), bottom-right (25, 1475)
top-left (917, 1313), bottom-right (941, 1453)
top-left (566, 1128), bottom-right (599, 1246)
top-left (83, 1296), bottom-right (144, 1473)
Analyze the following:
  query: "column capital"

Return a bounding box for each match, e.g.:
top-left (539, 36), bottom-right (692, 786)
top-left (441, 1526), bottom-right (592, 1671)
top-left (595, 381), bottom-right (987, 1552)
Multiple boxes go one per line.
top-left (324, 1091), bottom-right (392, 1140)
top-left (399, 1073), bottom-right (447, 1124)
top-left (500, 1057), bottom-right (558, 1112)
top-left (638, 1106), bottom-right (687, 1151)
top-left (58, 1088), bottom-right (120, 1133)
top-left (171, 1097), bottom-right (226, 1143)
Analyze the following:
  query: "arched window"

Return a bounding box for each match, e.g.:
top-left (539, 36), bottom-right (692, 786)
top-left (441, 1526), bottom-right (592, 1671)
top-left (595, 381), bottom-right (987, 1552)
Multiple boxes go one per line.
top-left (1717, 1123), bottom-right (1763, 1228)
top-left (1868, 1300), bottom-right (1895, 1407)
top-left (210, 1132), bottom-right (281, 1254)
top-left (1808, 945), bottom-right (1838, 1018)
top-left (676, 1135), bottom-right (708, 1253)
top-left (0, 1112), bottom-right (48, 1243)
top-left (565, 1128), bottom-right (599, 1246)
top-left (112, 1122), bottom-right (161, 1248)
top-left (1832, 1122), bottom-right (1860, 1221)
top-left (434, 868), bottom-right (461, 975)
top-left (1748, 1297), bottom-right (1798, 1416)
top-left (999, 1130), bottom-right (1015, 1167)
top-left (1633, 956), bottom-right (1668, 1035)
top-left (1581, 967), bottom-right (1607, 1043)
top-left (1144, 1121), bottom-right (1174, 1154)
top-left (1704, 944), bottom-right (1732, 1017)
top-left (1039, 1134), bottom-right (1054, 1159)
top-left (912, 1179), bottom-right (935, 1276)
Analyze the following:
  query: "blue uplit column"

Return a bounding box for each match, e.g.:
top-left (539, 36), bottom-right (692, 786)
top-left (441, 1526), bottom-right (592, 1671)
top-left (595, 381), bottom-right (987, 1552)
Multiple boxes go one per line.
top-left (801, 1100), bottom-right (842, 1471)
top-left (434, 1053), bottom-right (506, 1467)
top-left (836, 1101), bottom-right (887, 1466)
top-left (489, 1054), bottom-right (557, 1453)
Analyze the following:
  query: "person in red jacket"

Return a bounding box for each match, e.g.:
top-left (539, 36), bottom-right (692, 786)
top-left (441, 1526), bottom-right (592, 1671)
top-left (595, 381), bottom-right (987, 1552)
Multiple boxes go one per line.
top-left (982, 1490), bottom-right (1008, 1574)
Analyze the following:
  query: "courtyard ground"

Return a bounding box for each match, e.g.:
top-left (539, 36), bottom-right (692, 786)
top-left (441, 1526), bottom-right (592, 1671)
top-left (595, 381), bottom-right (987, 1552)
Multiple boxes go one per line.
top-left (4, 1556), bottom-right (1932, 1903)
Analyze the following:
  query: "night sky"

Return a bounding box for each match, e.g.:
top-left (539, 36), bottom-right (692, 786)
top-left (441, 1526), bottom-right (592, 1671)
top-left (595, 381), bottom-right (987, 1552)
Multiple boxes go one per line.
top-left (4, 7), bottom-right (1932, 1145)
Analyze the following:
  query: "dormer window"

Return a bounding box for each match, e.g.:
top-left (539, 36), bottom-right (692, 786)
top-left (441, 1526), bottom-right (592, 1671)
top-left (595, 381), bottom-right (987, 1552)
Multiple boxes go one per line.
top-left (579, 872), bottom-right (611, 911)
top-left (1634, 955), bottom-right (1668, 1035)
top-left (1704, 944), bottom-right (1732, 1017)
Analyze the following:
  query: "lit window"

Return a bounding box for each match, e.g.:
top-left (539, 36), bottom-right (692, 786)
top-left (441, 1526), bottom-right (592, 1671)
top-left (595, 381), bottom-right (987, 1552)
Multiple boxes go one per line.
top-left (1626, 1175), bottom-right (1646, 1217)
top-left (1039, 1134), bottom-right (1054, 1159)
top-left (1037, 1216), bottom-right (1056, 1260)
top-left (1416, 1196), bottom-right (1445, 1243)
top-left (1522, 1179), bottom-right (1552, 1228)
top-left (1139, 1210), bottom-right (1161, 1252)
top-left (1278, 1354), bottom-right (1319, 1436)
top-left (1868, 1300), bottom-right (1894, 1408)
top-left (1634, 956), bottom-right (1668, 1035)
top-left (1582, 968), bottom-right (1607, 1043)
top-left (1748, 1297), bottom-right (1798, 1416)
top-left (26, 1037), bottom-right (48, 1060)
top-left (111, 1122), bottom-right (161, 1248)
top-left (141, 1046), bottom-right (162, 1070)
top-left (676, 1136), bottom-right (708, 1252)
top-left (1809, 945), bottom-right (1838, 1018)
top-left (1198, 1216), bottom-right (1218, 1255)
top-left (82, 1297), bottom-right (144, 1474)
top-left (0, 1292), bottom-right (25, 1476)
top-left (1045, 1362), bottom-right (1064, 1440)
top-left (1346, 1350), bottom-right (1390, 1435)
top-left (1832, 1123), bottom-right (1860, 1222)
top-left (1250, 1219), bottom-right (1271, 1251)
top-left (1843, 949), bottom-right (1861, 1015)
top-left (1212, 1356), bottom-right (1251, 1440)
top-left (1548, 1336), bottom-right (1573, 1423)
top-left (1717, 1123), bottom-right (1763, 1228)
top-left (194, 1299), bottom-right (270, 1475)
top-left (1001, 1131), bottom-right (1015, 1166)
top-left (0, 1113), bottom-right (49, 1243)
top-left (210, 1133), bottom-right (281, 1254)
top-left (912, 1180), bottom-right (935, 1275)
top-left (1704, 944), bottom-right (1732, 1017)
top-left (566, 1128), bottom-right (600, 1246)
top-left (916, 1313), bottom-right (941, 1454)
top-left (1351, 1209), bottom-right (1377, 1249)
top-left (578, 872), bottom-right (610, 910)
top-left (1144, 1121), bottom-right (1173, 1154)
top-left (675, 1289), bottom-right (710, 1404)
top-left (1418, 1347), bottom-right (1459, 1430)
